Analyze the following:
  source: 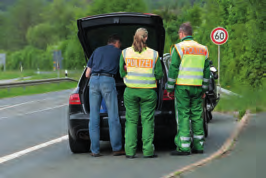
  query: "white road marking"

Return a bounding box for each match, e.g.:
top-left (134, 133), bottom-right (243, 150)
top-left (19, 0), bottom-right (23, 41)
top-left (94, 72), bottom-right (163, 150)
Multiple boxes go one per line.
top-left (0, 100), bottom-right (40, 111)
top-left (0, 105), bottom-right (10, 108)
top-left (0, 94), bottom-right (69, 111)
top-left (0, 135), bottom-right (68, 164)
top-left (0, 104), bottom-right (68, 120)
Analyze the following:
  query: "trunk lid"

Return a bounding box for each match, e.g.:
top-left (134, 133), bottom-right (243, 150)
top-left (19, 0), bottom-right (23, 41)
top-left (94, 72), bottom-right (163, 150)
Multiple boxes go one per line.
top-left (77, 12), bottom-right (165, 61)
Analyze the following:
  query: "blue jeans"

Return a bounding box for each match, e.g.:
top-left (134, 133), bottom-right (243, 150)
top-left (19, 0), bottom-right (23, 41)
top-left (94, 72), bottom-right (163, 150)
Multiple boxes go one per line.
top-left (89, 76), bottom-right (122, 154)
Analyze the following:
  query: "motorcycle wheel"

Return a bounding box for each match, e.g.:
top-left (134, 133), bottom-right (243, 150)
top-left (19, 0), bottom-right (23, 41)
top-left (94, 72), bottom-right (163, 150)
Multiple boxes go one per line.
top-left (203, 98), bottom-right (209, 138)
top-left (208, 111), bottom-right (213, 122)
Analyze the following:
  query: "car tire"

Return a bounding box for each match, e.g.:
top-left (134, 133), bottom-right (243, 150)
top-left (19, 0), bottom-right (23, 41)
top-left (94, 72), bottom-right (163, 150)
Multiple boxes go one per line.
top-left (68, 131), bottom-right (90, 153)
top-left (166, 136), bottom-right (176, 149)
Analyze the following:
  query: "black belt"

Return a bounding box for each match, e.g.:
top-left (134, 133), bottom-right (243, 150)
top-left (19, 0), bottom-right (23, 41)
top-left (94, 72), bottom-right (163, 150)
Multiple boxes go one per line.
top-left (91, 73), bottom-right (115, 78)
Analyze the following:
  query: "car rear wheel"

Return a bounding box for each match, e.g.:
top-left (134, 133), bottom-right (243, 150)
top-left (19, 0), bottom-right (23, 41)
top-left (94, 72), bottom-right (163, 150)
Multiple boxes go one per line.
top-left (68, 131), bottom-right (90, 153)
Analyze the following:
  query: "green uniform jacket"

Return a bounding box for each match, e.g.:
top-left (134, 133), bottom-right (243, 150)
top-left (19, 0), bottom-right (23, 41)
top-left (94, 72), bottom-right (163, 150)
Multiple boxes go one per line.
top-left (119, 48), bottom-right (164, 80)
top-left (167, 36), bottom-right (210, 92)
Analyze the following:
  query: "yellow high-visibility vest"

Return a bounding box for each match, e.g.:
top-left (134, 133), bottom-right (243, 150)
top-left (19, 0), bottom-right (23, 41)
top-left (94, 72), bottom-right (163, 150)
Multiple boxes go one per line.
top-left (174, 40), bottom-right (209, 86)
top-left (122, 47), bottom-right (158, 88)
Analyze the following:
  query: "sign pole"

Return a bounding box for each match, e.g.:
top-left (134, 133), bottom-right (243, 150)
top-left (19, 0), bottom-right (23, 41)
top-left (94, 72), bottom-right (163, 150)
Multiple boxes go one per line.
top-left (218, 45), bottom-right (221, 94)
top-left (210, 27), bottom-right (229, 97)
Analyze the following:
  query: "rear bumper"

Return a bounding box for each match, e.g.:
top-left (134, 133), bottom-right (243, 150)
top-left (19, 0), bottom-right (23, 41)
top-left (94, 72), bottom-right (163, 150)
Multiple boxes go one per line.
top-left (68, 111), bottom-right (176, 141)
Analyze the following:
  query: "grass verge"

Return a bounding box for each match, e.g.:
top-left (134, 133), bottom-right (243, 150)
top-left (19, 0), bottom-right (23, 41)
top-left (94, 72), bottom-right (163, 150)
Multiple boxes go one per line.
top-left (23, 70), bottom-right (83, 81)
top-left (214, 85), bottom-right (266, 118)
top-left (0, 81), bottom-right (77, 99)
top-left (0, 70), bottom-right (36, 80)
top-left (0, 70), bottom-right (83, 81)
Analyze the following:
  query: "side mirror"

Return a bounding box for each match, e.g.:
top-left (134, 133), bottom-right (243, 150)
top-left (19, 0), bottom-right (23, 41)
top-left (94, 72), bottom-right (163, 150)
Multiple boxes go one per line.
top-left (209, 60), bottom-right (213, 65)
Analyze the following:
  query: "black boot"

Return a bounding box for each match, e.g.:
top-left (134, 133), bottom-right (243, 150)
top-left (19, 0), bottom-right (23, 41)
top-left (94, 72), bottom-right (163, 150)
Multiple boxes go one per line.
top-left (192, 150), bottom-right (204, 154)
top-left (170, 150), bottom-right (190, 156)
top-left (143, 154), bottom-right (158, 158)
top-left (126, 155), bottom-right (136, 159)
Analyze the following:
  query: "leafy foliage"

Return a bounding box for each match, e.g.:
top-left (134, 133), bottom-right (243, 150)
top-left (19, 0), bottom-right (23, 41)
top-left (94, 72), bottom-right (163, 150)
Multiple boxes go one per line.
top-left (0, 0), bottom-right (264, 88)
top-left (154, 0), bottom-right (265, 88)
top-left (26, 23), bottom-right (59, 49)
top-left (6, 46), bottom-right (52, 70)
top-left (89, 0), bottom-right (147, 15)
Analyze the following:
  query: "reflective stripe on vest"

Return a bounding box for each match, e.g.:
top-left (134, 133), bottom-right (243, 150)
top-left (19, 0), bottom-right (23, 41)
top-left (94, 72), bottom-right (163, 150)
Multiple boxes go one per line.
top-left (205, 46), bottom-right (209, 59)
top-left (174, 41), bottom-right (208, 86)
top-left (123, 47), bottom-right (157, 88)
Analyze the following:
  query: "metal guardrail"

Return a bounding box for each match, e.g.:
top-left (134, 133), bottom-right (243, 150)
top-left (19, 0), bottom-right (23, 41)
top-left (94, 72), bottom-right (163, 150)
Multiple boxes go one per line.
top-left (217, 86), bottom-right (241, 97)
top-left (0, 78), bottom-right (78, 89)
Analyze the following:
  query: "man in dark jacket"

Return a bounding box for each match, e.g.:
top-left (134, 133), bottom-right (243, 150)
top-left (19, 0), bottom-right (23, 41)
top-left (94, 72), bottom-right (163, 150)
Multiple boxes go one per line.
top-left (86, 34), bottom-right (125, 157)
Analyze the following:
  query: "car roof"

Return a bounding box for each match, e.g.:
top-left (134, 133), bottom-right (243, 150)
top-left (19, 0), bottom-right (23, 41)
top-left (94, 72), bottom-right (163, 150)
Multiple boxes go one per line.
top-left (79, 12), bottom-right (160, 21)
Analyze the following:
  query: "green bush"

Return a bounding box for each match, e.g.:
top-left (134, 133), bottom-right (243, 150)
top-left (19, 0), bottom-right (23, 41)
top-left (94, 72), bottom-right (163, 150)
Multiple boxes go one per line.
top-left (60, 38), bottom-right (85, 70)
top-left (215, 84), bottom-right (266, 114)
top-left (89, 0), bottom-right (147, 15)
top-left (26, 23), bottom-right (59, 49)
top-left (1, 0), bottom-right (264, 93)
top-left (6, 46), bottom-right (53, 70)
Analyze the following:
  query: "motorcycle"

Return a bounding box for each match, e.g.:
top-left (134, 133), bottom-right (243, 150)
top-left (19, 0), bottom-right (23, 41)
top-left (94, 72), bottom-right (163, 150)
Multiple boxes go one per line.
top-left (204, 60), bottom-right (220, 123)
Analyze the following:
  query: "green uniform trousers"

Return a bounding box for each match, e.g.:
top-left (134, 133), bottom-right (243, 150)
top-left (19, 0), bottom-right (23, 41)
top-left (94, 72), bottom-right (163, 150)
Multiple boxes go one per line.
top-left (174, 85), bottom-right (205, 152)
top-left (124, 87), bottom-right (157, 156)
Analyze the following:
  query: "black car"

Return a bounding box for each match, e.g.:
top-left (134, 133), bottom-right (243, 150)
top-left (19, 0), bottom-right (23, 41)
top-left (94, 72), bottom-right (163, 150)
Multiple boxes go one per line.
top-left (68, 12), bottom-right (207, 153)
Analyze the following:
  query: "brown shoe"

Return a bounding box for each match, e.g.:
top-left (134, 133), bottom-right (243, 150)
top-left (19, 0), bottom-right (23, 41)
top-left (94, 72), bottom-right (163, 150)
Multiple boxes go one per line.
top-left (113, 150), bottom-right (125, 156)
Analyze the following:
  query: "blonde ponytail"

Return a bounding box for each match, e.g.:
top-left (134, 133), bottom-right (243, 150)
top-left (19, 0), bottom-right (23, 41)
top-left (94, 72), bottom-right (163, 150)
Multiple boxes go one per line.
top-left (132, 28), bottom-right (148, 53)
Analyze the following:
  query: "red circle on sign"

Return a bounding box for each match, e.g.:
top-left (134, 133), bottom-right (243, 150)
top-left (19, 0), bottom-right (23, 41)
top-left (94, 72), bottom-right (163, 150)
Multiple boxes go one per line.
top-left (210, 27), bottom-right (229, 45)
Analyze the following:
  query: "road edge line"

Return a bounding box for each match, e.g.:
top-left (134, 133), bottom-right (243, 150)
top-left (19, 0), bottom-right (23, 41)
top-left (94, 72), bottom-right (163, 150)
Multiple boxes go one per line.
top-left (0, 135), bottom-right (68, 164)
top-left (0, 88), bottom-right (74, 100)
top-left (163, 112), bottom-right (251, 178)
top-left (0, 104), bottom-right (67, 120)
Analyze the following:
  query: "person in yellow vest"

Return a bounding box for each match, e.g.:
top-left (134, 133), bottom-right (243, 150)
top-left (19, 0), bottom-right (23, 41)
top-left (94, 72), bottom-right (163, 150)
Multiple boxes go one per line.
top-left (120, 28), bottom-right (163, 158)
top-left (167, 22), bottom-right (210, 155)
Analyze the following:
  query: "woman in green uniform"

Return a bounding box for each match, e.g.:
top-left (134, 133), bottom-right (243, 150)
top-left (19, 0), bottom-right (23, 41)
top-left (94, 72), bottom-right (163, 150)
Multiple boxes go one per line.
top-left (120, 28), bottom-right (163, 158)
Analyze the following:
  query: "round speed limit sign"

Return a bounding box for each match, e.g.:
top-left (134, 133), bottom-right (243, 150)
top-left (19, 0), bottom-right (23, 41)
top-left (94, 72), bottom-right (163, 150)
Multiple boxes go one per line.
top-left (210, 27), bottom-right (229, 45)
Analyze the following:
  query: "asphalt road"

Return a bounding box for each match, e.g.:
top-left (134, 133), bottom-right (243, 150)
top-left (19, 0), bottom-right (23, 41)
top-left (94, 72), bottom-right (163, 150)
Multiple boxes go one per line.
top-left (182, 113), bottom-right (263, 178)
top-left (0, 90), bottom-right (237, 178)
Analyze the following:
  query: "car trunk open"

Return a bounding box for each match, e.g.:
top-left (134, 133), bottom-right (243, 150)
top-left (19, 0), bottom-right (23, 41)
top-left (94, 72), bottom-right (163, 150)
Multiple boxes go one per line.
top-left (77, 12), bottom-right (165, 61)
top-left (76, 12), bottom-right (166, 115)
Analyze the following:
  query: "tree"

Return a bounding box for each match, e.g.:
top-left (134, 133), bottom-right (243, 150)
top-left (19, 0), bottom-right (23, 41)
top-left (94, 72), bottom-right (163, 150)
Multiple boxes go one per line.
top-left (41, 0), bottom-right (89, 40)
top-left (196, 0), bottom-right (265, 88)
top-left (0, 10), bottom-right (6, 49)
top-left (3, 0), bottom-right (46, 50)
top-left (89, 0), bottom-right (147, 15)
top-left (26, 23), bottom-right (59, 49)
top-left (0, 0), bottom-right (18, 10)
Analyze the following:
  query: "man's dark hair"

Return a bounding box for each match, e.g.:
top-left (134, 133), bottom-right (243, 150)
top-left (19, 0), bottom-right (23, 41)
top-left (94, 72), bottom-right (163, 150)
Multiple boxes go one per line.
top-left (179, 22), bottom-right (193, 36)
top-left (108, 34), bottom-right (121, 44)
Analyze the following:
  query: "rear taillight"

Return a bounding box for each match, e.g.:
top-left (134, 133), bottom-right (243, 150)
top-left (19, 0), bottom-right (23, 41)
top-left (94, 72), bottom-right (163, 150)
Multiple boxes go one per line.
top-left (163, 90), bottom-right (174, 100)
top-left (69, 93), bottom-right (81, 105)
